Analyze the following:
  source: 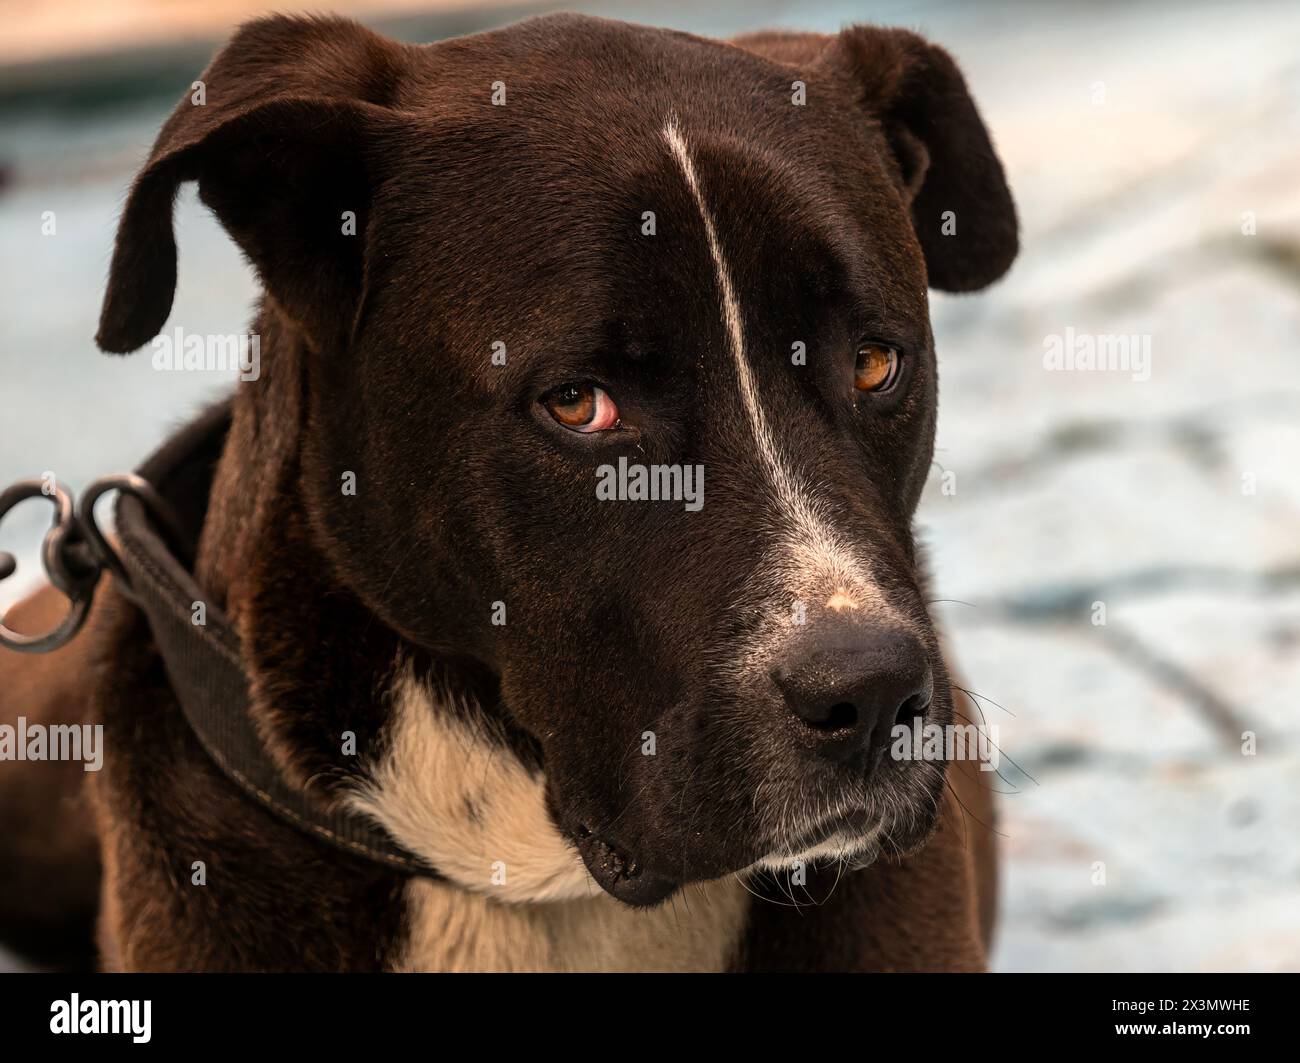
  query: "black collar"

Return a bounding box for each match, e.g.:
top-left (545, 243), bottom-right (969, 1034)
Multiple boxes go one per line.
top-left (1, 403), bottom-right (440, 880)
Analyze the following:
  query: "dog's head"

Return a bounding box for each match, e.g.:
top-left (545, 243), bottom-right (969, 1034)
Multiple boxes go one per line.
top-left (98, 14), bottom-right (1015, 905)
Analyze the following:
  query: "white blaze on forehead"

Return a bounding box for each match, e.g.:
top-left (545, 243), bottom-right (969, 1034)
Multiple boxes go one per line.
top-left (660, 116), bottom-right (887, 612)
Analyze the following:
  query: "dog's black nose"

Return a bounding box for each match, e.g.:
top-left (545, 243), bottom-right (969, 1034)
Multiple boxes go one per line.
top-left (772, 629), bottom-right (932, 763)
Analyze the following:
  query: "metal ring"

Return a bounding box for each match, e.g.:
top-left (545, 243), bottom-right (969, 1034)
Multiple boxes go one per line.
top-left (0, 480), bottom-right (100, 654)
top-left (0, 472), bottom-right (190, 654)
top-left (79, 473), bottom-right (193, 579)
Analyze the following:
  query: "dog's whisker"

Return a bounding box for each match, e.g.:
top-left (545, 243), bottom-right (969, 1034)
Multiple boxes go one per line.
top-left (954, 684), bottom-right (1017, 718)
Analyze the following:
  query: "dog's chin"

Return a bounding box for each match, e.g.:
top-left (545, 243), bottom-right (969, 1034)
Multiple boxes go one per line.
top-left (571, 814), bottom-right (891, 907)
top-left (748, 809), bottom-right (887, 874)
top-left (753, 827), bottom-right (886, 876)
top-left (571, 825), bottom-right (680, 907)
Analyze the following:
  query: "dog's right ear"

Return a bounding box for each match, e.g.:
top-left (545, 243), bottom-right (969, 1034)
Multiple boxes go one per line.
top-left (97, 15), bottom-right (407, 354)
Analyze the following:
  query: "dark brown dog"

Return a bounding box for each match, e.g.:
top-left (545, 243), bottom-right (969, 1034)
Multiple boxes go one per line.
top-left (0, 12), bottom-right (1013, 971)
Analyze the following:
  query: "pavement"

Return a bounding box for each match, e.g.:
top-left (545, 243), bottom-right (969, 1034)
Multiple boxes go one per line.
top-left (1, 0), bottom-right (1298, 971)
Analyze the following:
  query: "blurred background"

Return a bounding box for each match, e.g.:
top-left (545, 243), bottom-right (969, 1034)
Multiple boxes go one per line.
top-left (1, 0), bottom-right (1298, 971)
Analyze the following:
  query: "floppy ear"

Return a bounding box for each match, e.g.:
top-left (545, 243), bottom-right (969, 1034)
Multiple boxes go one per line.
top-left (96, 15), bottom-right (406, 354)
top-left (825, 26), bottom-right (1018, 292)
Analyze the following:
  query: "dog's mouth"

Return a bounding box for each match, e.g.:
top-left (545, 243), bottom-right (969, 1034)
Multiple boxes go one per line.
top-left (569, 805), bottom-right (891, 906)
top-left (572, 823), bottom-right (678, 907)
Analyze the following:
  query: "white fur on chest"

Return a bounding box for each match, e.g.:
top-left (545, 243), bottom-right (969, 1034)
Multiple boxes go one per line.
top-left (395, 875), bottom-right (749, 973)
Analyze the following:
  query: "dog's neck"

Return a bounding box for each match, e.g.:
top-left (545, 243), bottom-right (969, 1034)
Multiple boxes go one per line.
top-left (195, 307), bottom-right (307, 624)
top-left (195, 311), bottom-right (392, 790)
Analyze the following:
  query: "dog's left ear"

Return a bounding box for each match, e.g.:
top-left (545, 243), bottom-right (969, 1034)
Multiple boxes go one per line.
top-left (97, 15), bottom-right (407, 354)
top-left (822, 26), bottom-right (1018, 292)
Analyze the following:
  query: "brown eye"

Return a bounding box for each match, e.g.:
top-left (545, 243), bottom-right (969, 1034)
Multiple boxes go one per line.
top-left (542, 383), bottom-right (620, 432)
top-left (855, 343), bottom-right (901, 393)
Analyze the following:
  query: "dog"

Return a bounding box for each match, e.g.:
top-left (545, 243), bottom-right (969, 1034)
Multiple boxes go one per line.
top-left (0, 11), bottom-right (1015, 972)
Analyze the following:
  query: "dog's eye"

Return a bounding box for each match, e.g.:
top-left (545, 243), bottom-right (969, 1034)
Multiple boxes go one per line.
top-left (542, 383), bottom-right (620, 432)
top-left (854, 343), bottom-right (902, 393)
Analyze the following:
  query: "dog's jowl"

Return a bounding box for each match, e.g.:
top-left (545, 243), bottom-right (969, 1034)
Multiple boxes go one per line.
top-left (0, 12), bottom-right (1016, 972)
